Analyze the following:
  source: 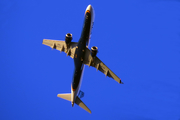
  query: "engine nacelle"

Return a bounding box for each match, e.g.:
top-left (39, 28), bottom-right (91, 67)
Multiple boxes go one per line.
top-left (65, 33), bottom-right (73, 45)
top-left (91, 46), bottom-right (98, 57)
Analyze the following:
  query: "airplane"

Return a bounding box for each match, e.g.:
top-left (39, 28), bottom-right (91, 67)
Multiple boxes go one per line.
top-left (42, 4), bottom-right (123, 114)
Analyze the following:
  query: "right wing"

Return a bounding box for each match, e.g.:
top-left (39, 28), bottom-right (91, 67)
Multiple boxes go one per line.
top-left (42, 39), bottom-right (77, 59)
top-left (83, 47), bottom-right (123, 84)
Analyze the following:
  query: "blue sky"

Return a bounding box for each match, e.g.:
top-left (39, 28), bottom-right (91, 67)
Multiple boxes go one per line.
top-left (0, 0), bottom-right (180, 120)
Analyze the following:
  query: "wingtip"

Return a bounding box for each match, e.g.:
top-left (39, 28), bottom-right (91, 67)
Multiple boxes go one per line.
top-left (119, 79), bottom-right (124, 84)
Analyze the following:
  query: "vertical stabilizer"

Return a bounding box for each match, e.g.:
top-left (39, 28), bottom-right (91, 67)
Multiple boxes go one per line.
top-left (75, 96), bottom-right (91, 114)
top-left (57, 93), bottom-right (71, 101)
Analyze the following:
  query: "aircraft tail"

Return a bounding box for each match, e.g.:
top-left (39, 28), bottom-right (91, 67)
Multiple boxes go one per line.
top-left (57, 93), bottom-right (91, 114)
top-left (75, 96), bottom-right (91, 114)
top-left (57, 93), bottom-right (71, 101)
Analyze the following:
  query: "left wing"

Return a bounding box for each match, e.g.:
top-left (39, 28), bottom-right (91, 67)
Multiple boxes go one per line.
top-left (83, 47), bottom-right (123, 84)
top-left (42, 39), bottom-right (77, 59)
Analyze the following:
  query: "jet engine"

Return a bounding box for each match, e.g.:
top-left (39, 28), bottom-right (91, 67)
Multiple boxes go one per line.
top-left (65, 33), bottom-right (73, 45)
top-left (90, 46), bottom-right (98, 57)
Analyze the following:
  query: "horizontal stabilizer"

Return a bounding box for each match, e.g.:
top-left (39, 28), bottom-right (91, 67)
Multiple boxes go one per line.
top-left (57, 93), bottom-right (71, 102)
top-left (75, 96), bottom-right (91, 114)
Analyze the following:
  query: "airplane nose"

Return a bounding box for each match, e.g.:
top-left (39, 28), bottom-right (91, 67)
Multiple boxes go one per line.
top-left (85, 4), bottom-right (95, 22)
top-left (86, 4), bottom-right (92, 12)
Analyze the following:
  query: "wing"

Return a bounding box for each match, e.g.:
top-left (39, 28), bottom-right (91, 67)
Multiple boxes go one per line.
top-left (42, 39), bottom-right (77, 59)
top-left (83, 48), bottom-right (123, 84)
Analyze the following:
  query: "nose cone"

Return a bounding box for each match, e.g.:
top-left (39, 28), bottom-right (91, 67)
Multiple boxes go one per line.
top-left (86, 5), bottom-right (92, 11)
top-left (86, 4), bottom-right (94, 14)
top-left (85, 4), bottom-right (95, 21)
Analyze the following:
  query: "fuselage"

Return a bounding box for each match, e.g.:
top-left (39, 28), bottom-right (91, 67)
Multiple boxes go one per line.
top-left (71, 5), bottom-right (95, 106)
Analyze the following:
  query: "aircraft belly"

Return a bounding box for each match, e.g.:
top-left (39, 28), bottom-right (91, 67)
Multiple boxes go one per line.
top-left (71, 8), bottom-right (92, 106)
top-left (77, 64), bottom-right (85, 93)
top-left (72, 48), bottom-right (85, 92)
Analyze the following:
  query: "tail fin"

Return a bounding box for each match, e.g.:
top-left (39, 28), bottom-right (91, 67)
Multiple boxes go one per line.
top-left (75, 96), bottom-right (91, 114)
top-left (57, 93), bottom-right (71, 101)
